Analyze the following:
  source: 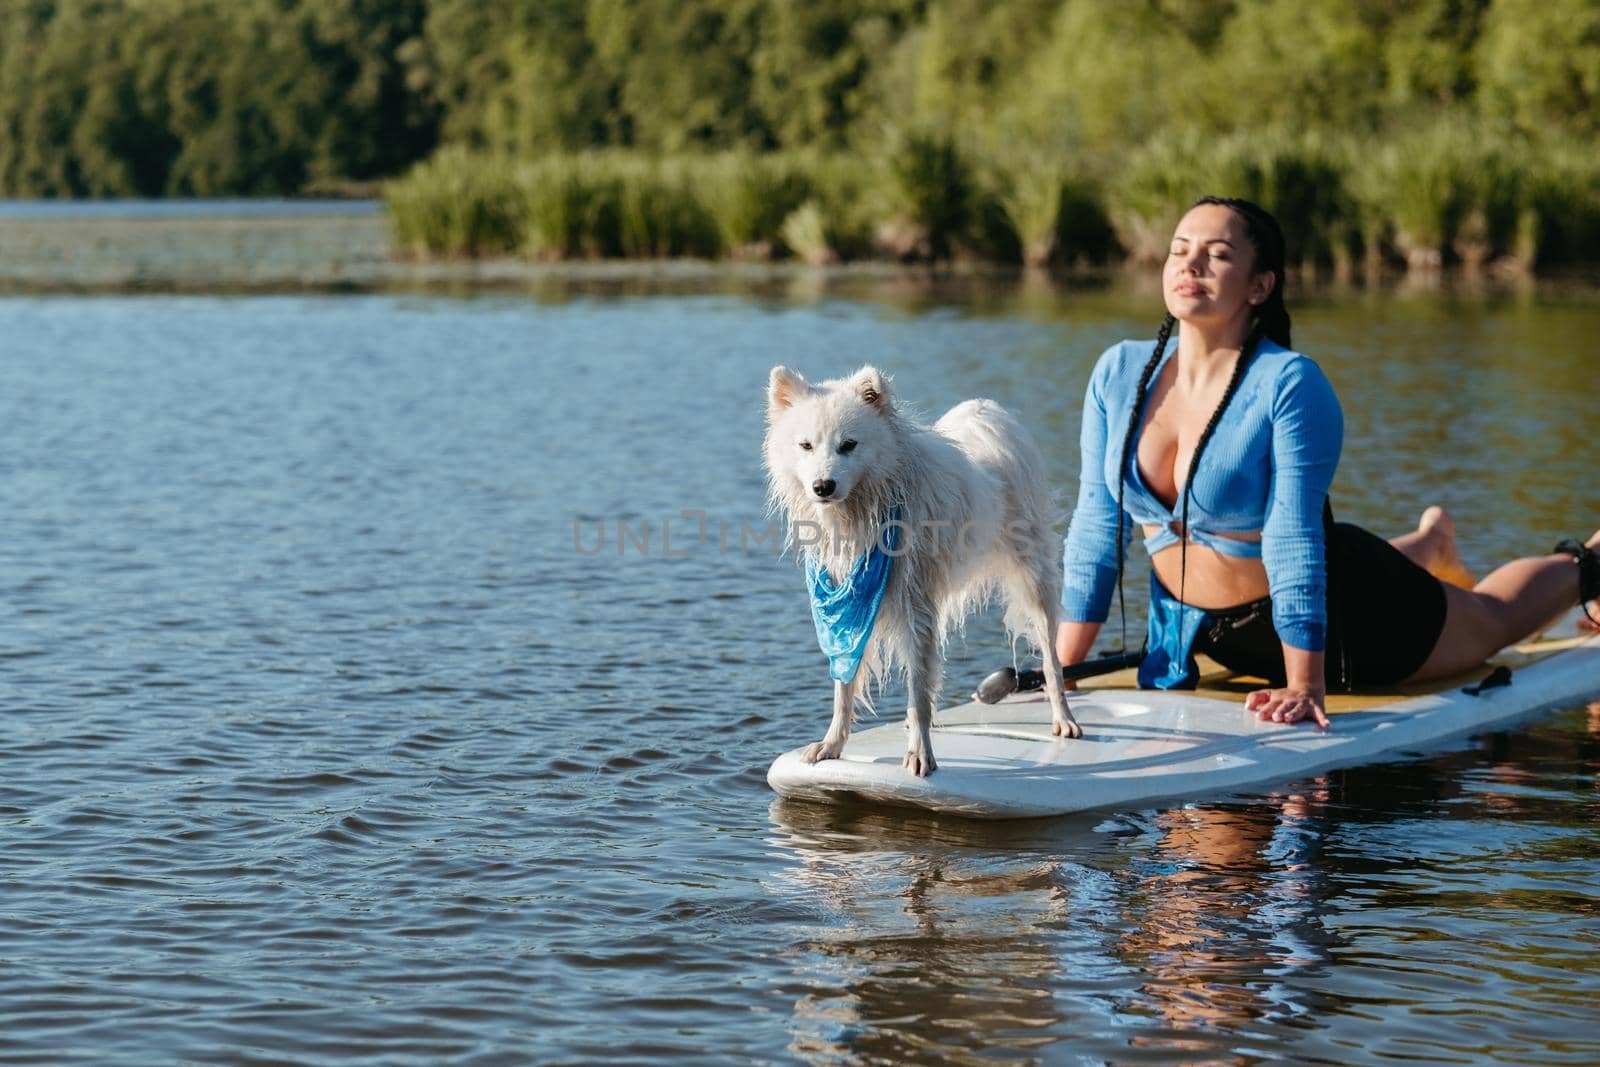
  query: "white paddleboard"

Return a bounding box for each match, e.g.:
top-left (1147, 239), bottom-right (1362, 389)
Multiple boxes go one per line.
top-left (767, 621), bottom-right (1600, 819)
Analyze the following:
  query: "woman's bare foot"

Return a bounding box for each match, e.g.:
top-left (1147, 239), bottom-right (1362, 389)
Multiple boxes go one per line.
top-left (1413, 506), bottom-right (1477, 589)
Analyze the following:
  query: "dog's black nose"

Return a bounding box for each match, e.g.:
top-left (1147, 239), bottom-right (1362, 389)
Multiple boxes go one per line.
top-left (813, 478), bottom-right (836, 498)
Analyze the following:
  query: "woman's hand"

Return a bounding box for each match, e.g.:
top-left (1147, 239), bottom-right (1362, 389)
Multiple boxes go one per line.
top-left (1245, 686), bottom-right (1329, 729)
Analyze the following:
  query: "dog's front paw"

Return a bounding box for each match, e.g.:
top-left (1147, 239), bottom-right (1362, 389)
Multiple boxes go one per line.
top-left (800, 738), bottom-right (845, 764)
top-left (902, 746), bottom-right (937, 777)
top-left (1052, 714), bottom-right (1083, 740)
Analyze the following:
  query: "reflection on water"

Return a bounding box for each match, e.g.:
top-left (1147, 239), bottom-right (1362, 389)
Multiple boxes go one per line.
top-left (0, 198), bottom-right (384, 219)
top-left (766, 792), bottom-right (1342, 1065)
top-left (766, 703), bottom-right (1600, 1065)
top-left (767, 806), bottom-right (1085, 1064)
top-left (0, 287), bottom-right (1596, 1063)
top-left (1122, 795), bottom-right (1335, 1058)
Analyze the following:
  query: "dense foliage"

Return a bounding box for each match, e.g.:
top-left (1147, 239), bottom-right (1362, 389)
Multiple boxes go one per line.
top-left (0, 0), bottom-right (437, 195)
top-left (4, 0), bottom-right (1597, 195)
top-left (3, 0), bottom-right (1598, 268)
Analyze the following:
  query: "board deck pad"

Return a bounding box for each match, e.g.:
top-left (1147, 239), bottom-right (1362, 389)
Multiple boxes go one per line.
top-left (767, 623), bottom-right (1600, 819)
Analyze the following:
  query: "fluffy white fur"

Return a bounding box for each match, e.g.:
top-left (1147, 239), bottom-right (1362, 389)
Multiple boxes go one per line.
top-left (764, 364), bottom-right (1080, 777)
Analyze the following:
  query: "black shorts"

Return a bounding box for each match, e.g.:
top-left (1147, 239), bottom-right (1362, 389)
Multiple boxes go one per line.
top-left (1193, 522), bottom-right (1448, 689)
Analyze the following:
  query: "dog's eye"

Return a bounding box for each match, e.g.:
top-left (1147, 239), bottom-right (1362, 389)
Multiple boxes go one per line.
top-left (838, 440), bottom-right (857, 455)
top-left (798, 441), bottom-right (813, 452)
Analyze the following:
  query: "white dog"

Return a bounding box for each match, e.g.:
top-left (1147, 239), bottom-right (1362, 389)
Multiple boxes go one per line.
top-left (764, 364), bottom-right (1080, 777)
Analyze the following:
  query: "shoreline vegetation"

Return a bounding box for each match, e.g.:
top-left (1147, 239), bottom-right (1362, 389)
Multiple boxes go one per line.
top-left (6, 208), bottom-right (1600, 300)
top-left (382, 130), bottom-right (1600, 282)
top-left (4, 1), bottom-right (1599, 284)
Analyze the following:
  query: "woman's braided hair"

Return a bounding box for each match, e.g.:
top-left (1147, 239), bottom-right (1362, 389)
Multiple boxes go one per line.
top-left (1110, 197), bottom-right (1292, 646)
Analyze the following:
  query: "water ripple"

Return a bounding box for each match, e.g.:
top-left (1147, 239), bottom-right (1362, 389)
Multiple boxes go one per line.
top-left (0, 291), bottom-right (1596, 1063)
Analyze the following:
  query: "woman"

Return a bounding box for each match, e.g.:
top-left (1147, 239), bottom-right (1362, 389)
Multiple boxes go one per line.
top-left (1056, 196), bottom-right (1599, 728)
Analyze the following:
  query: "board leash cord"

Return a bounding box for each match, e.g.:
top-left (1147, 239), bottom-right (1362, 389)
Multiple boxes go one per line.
top-left (974, 651), bottom-right (1146, 704)
top-left (1461, 665), bottom-right (1512, 696)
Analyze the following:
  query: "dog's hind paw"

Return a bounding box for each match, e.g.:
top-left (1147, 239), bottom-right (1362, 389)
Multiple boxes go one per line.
top-left (799, 739), bottom-right (844, 764)
top-left (1052, 715), bottom-right (1083, 740)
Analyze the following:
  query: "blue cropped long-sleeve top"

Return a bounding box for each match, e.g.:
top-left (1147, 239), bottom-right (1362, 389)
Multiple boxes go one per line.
top-left (1061, 337), bottom-right (1344, 651)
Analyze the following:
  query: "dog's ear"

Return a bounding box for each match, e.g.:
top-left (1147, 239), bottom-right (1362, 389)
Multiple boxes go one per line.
top-left (851, 366), bottom-right (892, 413)
top-left (767, 366), bottom-right (810, 414)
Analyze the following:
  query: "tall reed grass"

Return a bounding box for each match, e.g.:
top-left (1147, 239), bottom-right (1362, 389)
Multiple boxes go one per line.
top-left (384, 133), bottom-right (1600, 276)
top-left (884, 131), bottom-right (973, 260)
top-left (986, 145), bottom-right (1114, 268)
top-left (386, 147), bottom-right (524, 259)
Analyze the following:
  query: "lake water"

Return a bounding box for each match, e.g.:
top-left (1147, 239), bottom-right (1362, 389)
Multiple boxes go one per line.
top-left (0, 199), bottom-right (382, 220)
top-left (1, 283), bottom-right (1596, 1064)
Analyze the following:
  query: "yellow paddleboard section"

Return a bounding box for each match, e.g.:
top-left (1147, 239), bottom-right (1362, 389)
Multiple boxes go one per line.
top-left (1082, 632), bottom-right (1591, 714)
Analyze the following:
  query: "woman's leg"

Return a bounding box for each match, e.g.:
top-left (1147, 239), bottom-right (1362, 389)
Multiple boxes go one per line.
top-left (1389, 506), bottom-right (1476, 589)
top-left (1407, 528), bottom-right (1600, 681)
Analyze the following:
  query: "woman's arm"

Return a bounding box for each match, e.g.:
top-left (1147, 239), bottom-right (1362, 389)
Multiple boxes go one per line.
top-left (1257, 357), bottom-right (1344, 726)
top-left (1059, 345), bottom-right (1132, 660)
top-left (1054, 619), bottom-right (1102, 690)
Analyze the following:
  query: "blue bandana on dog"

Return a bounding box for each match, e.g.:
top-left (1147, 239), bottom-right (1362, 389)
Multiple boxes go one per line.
top-left (806, 509), bottom-right (902, 683)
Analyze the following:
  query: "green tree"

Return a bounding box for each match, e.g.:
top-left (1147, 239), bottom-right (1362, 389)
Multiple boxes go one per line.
top-left (425, 0), bottom-right (616, 154)
top-left (894, 0), bottom-right (1056, 132)
top-left (1011, 1), bottom-right (1207, 153)
top-left (9, 0), bottom-right (101, 195)
top-left (586, 0), bottom-right (768, 150)
top-left (1380, 0), bottom-right (1490, 111)
top-left (1196, 0), bottom-right (1384, 134)
top-left (289, 0), bottom-right (439, 182)
top-left (746, 0), bottom-right (921, 149)
top-left (1476, 0), bottom-right (1600, 136)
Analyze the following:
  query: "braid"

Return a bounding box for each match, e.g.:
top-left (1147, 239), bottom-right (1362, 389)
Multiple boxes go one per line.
top-left (1108, 195), bottom-right (1290, 645)
top-left (1114, 313), bottom-right (1175, 652)
top-left (1255, 289), bottom-right (1292, 349)
top-left (1167, 197), bottom-right (1289, 607)
top-left (1177, 320), bottom-right (1263, 607)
